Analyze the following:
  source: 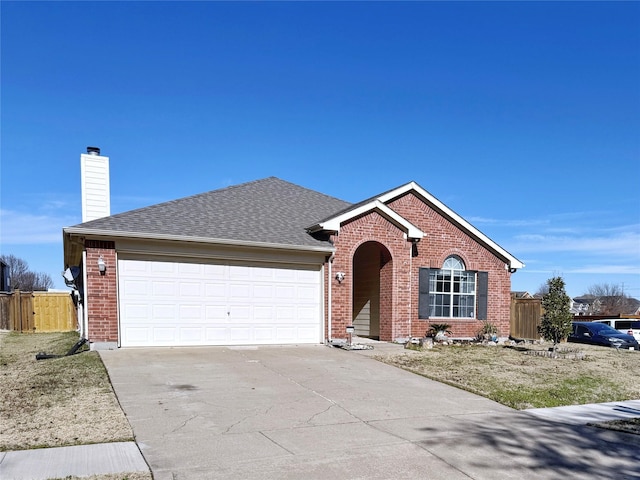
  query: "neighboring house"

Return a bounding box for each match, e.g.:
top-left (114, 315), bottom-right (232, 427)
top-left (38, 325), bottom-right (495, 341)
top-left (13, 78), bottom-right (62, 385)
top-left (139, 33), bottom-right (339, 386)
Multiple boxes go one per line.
top-left (571, 296), bottom-right (596, 316)
top-left (63, 148), bottom-right (525, 349)
top-left (571, 295), bottom-right (639, 316)
top-left (512, 291), bottom-right (534, 299)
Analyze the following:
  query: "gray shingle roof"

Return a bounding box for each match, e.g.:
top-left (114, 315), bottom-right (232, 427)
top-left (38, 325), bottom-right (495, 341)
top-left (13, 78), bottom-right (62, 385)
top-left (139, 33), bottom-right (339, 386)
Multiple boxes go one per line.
top-left (68, 177), bottom-right (352, 249)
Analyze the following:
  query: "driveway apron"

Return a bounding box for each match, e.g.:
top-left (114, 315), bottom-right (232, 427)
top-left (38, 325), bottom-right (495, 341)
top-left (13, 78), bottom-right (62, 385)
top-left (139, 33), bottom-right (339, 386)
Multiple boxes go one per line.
top-left (100, 345), bottom-right (640, 480)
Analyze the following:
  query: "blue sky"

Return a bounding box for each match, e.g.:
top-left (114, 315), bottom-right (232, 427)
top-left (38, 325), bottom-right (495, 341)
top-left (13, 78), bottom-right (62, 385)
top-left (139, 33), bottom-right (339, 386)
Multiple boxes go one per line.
top-left (1, 1), bottom-right (639, 298)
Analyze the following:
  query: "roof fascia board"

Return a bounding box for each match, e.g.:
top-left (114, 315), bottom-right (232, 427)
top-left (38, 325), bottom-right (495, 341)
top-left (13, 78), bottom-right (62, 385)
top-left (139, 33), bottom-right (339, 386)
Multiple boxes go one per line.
top-left (317, 200), bottom-right (424, 239)
top-left (378, 182), bottom-right (525, 269)
top-left (62, 227), bottom-right (335, 255)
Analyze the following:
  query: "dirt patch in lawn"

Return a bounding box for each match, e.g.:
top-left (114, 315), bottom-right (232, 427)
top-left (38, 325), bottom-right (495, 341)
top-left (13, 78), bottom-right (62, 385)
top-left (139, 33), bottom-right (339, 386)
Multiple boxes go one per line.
top-left (0, 331), bottom-right (134, 451)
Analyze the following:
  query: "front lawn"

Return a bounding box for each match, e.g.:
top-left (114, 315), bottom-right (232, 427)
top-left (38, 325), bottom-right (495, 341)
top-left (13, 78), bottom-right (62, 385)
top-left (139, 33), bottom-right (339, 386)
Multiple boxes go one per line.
top-left (377, 342), bottom-right (639, 409)
top-left (0, 331), bottom-right (133, 451)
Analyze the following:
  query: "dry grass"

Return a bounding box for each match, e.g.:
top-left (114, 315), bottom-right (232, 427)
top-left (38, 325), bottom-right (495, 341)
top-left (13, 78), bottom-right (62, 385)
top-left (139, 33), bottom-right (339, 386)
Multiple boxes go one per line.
top-left (377, 341), bottom-right (640, 434)
top-left (0, 331), bottom-right (134, 451)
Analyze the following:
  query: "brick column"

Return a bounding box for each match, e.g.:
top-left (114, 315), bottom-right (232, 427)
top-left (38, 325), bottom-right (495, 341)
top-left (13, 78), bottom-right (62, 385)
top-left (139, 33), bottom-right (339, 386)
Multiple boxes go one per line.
top-left (85, 240), bottom-right (118, 346)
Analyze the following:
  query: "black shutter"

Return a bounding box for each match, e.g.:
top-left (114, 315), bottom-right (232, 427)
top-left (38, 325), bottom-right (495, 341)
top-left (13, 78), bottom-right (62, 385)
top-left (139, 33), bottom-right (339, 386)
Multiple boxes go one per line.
top-left (477, 271), bottom-right (488, 320)
top-left (418, 268), bottom-right (431, 319)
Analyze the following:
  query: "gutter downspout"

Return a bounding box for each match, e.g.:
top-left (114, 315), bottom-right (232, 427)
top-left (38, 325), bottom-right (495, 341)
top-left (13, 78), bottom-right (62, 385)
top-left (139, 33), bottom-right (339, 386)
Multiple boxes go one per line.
top-left (327, 252), bottom-right (335, 343)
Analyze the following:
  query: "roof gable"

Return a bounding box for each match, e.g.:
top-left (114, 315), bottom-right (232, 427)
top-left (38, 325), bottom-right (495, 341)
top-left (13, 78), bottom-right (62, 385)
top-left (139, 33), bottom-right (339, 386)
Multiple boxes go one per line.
top-left (309, 180), bottom-right (525, 270)
top-left (307, 200), bottom-right (424, 240)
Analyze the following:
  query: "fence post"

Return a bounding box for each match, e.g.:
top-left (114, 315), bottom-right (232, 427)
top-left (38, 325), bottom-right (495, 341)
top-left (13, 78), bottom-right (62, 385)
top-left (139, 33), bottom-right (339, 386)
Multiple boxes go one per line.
top-left (11, 290), bottom-right (20, 331)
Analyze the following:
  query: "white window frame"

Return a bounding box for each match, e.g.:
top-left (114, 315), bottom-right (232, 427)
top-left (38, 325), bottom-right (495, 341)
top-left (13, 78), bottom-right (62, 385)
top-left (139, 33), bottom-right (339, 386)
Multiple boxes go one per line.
top-left (428, 256), bottom-right (476, 318)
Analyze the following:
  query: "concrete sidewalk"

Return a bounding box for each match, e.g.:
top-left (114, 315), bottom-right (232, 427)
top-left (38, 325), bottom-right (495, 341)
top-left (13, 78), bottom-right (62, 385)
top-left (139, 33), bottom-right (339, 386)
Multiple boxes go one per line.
top-left (0, 441), bottom-right (149, 480)
top-left (526, 399), bottom-right (640, 425)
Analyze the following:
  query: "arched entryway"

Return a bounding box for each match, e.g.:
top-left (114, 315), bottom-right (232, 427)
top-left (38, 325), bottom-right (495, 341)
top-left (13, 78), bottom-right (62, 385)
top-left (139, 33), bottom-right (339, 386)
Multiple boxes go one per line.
top-left (352, 241), bottom-right (393, 340)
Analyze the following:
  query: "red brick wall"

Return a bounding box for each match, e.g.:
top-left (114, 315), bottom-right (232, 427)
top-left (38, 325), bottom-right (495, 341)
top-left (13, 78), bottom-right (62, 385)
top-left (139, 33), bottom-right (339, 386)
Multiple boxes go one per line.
top-left (389, 193), bottom-right (512, 338)
top-left (329, 211), bottom-right (413, 341)
top-left (85, 241), bottom-right (118, 343)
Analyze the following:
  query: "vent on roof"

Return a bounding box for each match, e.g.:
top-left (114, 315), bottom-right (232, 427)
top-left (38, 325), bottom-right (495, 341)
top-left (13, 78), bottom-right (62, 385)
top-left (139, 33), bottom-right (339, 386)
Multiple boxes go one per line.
top-left (87, 146), bottom-right (101, 156)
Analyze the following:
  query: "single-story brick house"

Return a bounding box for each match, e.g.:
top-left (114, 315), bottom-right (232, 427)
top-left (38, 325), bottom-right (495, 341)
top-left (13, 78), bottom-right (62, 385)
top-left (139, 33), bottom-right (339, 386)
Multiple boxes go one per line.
top-left (63, 149), bottom-right (524, 349)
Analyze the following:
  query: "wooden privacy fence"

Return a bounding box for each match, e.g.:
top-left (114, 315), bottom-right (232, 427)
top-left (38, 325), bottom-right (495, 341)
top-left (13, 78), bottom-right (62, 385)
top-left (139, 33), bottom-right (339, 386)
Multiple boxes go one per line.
top-left (510, 295), bottom-right (543, 340)
top-left (0, 291), bottom-right (77, 332)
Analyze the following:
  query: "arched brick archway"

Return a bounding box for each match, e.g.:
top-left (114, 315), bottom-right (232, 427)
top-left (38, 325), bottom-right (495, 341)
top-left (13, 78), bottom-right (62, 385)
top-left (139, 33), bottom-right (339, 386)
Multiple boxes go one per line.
top-left (352, 241), bottom-right (393, 340)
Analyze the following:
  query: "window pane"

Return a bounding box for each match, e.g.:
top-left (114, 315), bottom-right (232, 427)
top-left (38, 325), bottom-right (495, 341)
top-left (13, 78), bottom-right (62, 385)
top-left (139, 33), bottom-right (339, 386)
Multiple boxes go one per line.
top-left (460, 272), bottom-right (476, 293)
top-left (457, 294), bottom-right (475, 318)
top-left (430, 293), bottom-right (450, 317)
top-left (443, 256), bottom-right (465, 270)
top-left (436, 271), bottom-right (451, 293)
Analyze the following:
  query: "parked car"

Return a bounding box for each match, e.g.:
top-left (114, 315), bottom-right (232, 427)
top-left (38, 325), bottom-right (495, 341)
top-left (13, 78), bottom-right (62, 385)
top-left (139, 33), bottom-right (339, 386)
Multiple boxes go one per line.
top-left (568, 321), bottom-right (639, 350)
top-left (591, 318), bottom-right (640, 342)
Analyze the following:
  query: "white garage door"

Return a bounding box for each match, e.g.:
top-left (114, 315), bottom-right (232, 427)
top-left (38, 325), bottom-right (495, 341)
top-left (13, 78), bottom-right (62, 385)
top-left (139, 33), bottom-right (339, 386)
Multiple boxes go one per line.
top-left (118, 259), bottom-right (322, 347)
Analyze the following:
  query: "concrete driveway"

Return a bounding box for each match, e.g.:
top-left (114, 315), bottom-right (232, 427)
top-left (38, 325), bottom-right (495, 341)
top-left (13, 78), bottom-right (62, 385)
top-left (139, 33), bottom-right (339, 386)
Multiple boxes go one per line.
top-left (100, 344), bottom-right (640, 480)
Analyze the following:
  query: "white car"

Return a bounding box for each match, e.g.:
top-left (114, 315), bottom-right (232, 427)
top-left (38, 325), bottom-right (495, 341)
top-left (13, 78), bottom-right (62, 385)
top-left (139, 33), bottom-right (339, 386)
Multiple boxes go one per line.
top-left (592, 319), bottom-right (640, 342)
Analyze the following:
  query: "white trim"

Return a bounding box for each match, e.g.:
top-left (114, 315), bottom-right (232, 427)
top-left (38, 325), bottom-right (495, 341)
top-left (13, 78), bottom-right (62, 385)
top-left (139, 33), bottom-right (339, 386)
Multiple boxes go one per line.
top-left (311, 200), bottom-right (424, 240)
top-left (63, 227), bottom-right (336, 255)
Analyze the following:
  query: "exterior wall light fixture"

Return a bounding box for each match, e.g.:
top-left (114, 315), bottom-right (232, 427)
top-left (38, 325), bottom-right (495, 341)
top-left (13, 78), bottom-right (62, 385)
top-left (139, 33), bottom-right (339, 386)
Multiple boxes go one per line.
top-left (335, 272), bottom-right (345, 283)
top-left (97, 256), bottom-right (106, 275)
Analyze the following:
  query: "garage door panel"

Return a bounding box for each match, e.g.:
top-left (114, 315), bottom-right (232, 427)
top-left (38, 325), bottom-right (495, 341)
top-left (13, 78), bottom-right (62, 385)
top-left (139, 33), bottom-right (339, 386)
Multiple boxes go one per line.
top-left (230, 327), bottom-right (251, 342)
top-left (254, 327), bottom-right (274, 341)
top-left (298, 285), bottom-right (318, 300)
top-left (275, 285), bottom-right (295, 300)
top-left (204, 282), bottom-right (227, 298)
top-left (153, 327), bottom-right (178, 343)
top-left (179, 304), bottom-right (202, 320)
top-left (152, 262), bottom-right (176, 274)
top-left (253, 285), bottom-right (273, 298)
top-left (180, 327), bottom-right (204, 342)
top-left (152, 281), bottom-right (175, 296)
top-left (255, 306), bottom-right (276, 319)
top-left (297, 306), bottom-right (318, 321)
top-left (229, 283), bottom-right (251, 299)
top-left (179, 282), bottom-right (202, 296)
top-left (121, 260), bottom-right (148, 274)
top-left (203, 264), bottom-right (225, 277)
top-left (276, 326), bottom-right (296, 341)
top-left (118, 259), bottom-right (321, 347)
top-left (296, 327), bottom-right (318, 341)
top-left (150, 304), bottom-right (174, 320)
top-left (177, 263), bottom-right (202, 275)
top-left (123, 279), bottom-right (149, 296)
top-left (205, 305), bottom-right (228, 318)
top-left (124, 327), bottom-right (149, 343)
top-left (229, 265), bottom-right (250, 279)
top-left (123, 303), bottom-right (149, 319)
top-left (276, 306), bottom-right (294, 321)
